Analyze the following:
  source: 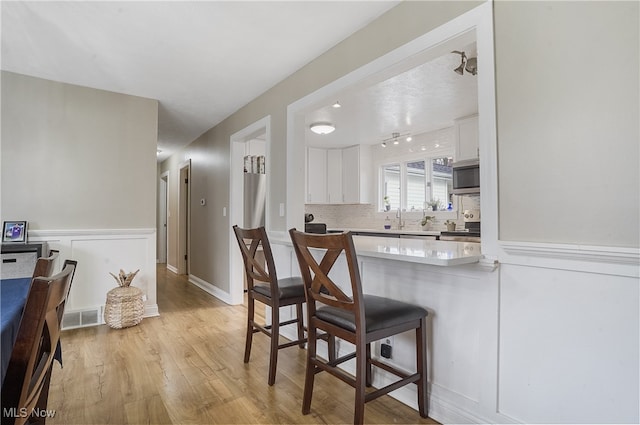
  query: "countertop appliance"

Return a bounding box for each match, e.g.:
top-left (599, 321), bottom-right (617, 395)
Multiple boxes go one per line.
top-left (304, 223), bottom-right (327, 234)
top-left (451, 159), bottom-right (480, 195)
top-left (440, 211), bottom-right (480, 242)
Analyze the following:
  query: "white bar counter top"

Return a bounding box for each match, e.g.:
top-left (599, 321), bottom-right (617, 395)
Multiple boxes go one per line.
top-left (352, 235), bottom-right (482, 266)
top-left (270, 232), bottom-right (482, 267)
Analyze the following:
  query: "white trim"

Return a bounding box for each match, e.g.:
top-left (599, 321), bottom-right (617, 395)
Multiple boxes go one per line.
top-left (28, 228), bottom-right (156, 238)
top-left (166, 263), bottom-right (178, 274)
top-left (499, 241), bottom-right (640, 277)
top-left (188, 273), bottom-right (234, 305)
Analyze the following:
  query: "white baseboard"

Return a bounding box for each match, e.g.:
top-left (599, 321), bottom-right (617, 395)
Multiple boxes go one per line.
top-left (166, 263), bottom-right (178, 274)
top-left (188, 274), bottom-right (234, 305)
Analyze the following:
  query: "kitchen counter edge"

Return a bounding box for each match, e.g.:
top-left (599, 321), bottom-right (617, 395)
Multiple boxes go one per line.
top-left (268, 231), bottom-right (482, 267)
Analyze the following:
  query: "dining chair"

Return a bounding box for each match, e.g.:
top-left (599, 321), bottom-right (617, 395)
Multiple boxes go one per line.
top-left (289, 229), bottom-right (429, 425)
top-left (1, 259), bottom-right (77, 425)
top-left (232, 225), bottom-right (307, 386)
top-left (31, 250), bottom-right (59, 279)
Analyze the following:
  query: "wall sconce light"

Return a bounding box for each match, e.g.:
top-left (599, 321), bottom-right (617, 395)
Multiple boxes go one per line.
top-left (310, 122), bottom-right (335, 135)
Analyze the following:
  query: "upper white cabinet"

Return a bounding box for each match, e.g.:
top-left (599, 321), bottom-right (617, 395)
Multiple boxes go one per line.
top-left (307, 147), bottom-right (327, 203)
top-left (454, 114), bottom-right (479, 161)
top-left (327, 149), bottom-right (343, 203)
top-left (342, 145), bottom-right (372, 204)
top-left (306, 145), bottom-right (372, 204)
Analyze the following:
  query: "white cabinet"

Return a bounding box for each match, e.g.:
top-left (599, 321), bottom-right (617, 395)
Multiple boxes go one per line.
top-left (342, 145), bottom-right (371, 204)
top-left (327, 149), bottom-right (343, 203)
top-left (454, 115), bottom-right (479, 161)
top-left (307, 147), bottom-right (327, 203)
top-left (306, 145), bottom-right (372, 204)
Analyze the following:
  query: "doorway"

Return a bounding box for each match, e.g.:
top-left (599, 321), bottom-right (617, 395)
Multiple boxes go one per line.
top-left (229, 116), bottom-right (271, 305)
top-left (158, 171), bottom-right (169, 264)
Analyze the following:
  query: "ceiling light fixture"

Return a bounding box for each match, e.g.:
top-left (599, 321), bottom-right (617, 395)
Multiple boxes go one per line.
top-left (381, 142), bottom-right (387, 148)
top-left (332, 101), bottom-right (341, 108)
top-left (309, 122), bottom-right (335, 135)
top-left (382, 131), bottom-right (411, 146)
top-left (451, 50), bottom-right (477, 76)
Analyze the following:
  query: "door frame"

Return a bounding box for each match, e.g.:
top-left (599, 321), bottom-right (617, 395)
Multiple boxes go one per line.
top-left (158, 171), bottom-right (169, 264)
top-left (178, 159), bottom-right (191, 275)
top-left (229, 116), bottom-right (271, 305)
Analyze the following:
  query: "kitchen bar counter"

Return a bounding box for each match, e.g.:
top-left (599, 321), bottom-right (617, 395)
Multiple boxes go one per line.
top-left (328, 228), bottom-right (441, 237)
top-left (352, 235), bottom-right (481, 266)
top-left (270, 232), bottom-right (482, 266)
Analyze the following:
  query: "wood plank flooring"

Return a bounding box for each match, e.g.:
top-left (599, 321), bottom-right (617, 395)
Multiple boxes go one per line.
top-left (47, 265), bottom-right (438, 424)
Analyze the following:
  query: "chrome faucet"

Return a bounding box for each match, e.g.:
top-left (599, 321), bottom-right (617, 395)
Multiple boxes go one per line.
top-left (396, 208), bottom-right (405, 230)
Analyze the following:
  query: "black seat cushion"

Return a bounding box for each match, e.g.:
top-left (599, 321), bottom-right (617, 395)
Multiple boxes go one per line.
top-left (316, 294), bottom-right (428, 333)
top-left (253, 276), bottom-right (305, 299)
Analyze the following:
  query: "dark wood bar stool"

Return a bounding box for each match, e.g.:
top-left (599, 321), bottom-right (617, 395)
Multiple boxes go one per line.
top-left (232, 225), bottom-right (307, 386)
top-left (289, 229), bottom-right (429, 425)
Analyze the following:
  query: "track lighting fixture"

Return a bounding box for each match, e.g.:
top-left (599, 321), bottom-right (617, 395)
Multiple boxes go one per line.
top-left (451, 50), bottom-right (477, 76)
top-left (381, 131), bottom-right (411, 147)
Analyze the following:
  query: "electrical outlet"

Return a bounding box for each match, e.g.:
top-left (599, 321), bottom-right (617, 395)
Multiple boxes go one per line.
top-left (381, 343), bottom-right (392, 359)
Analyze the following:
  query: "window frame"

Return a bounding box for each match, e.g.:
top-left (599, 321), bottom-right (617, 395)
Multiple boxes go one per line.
top-left (377, 151), bottom-right (458, 221)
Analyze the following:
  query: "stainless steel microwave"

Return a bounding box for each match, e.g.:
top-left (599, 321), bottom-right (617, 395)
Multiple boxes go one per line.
top-left (451, 159), bottom-right (480, 195)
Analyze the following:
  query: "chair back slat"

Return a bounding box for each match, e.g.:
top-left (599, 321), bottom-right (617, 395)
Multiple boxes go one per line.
top-left (1, 260), bottom-right (77, 425)
top-left (233, 225), bottom-right (278, 292)
top-left (289, 229), bottom-right (362, 313)
top-left (31, 250), bottom-right (59, 279)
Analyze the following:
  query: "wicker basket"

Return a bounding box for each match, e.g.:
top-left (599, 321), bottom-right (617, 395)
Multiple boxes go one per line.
top-left (104, 286), bottom-right (144, 329)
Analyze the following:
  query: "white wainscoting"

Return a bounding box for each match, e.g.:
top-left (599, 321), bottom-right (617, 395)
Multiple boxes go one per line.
top-left (28, 228), bottom-right (158, 328)
top-left (497, 241), bottom-right (639, 424)
top-left (270, 239), bottom-right (639, 424)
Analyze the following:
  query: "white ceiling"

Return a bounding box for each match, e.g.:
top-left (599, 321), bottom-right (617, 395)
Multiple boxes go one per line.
top-left (305, 40), bottom-right (479, 149)
top-left (1, 1), bottom-right (400, 161)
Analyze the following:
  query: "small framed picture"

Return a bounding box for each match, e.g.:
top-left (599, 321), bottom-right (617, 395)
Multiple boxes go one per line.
top-left (2, 221), bottom-right (27, 243)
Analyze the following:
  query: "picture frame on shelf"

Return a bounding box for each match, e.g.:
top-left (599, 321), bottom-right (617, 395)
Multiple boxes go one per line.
top-left (2, 221), bottom-right (27, 243)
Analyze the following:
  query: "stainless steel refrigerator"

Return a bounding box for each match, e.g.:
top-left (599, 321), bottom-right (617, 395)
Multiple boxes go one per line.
top-left (243, 157), bottom-right (266, 228)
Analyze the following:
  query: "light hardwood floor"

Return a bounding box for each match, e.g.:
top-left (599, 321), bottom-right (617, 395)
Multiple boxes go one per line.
top-left (47, 265), bottom-right (438, 424)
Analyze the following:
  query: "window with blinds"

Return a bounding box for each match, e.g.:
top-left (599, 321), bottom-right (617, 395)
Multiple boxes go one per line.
top-left (379, 156), bottom-right (452, 212)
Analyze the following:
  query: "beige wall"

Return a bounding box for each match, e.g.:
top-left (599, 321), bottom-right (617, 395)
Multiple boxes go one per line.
top-left (1, 71), bottom-right (158, 229)
top-left (495, 1), bottom-right (639, 247)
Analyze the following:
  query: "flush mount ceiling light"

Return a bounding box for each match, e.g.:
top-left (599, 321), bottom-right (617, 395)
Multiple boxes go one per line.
top-left (309, 122), bottom-right (335, 135)
top-left (332, 101), bottom-right (341, 108)
top-left (452, 50), bottom-right (478, 76)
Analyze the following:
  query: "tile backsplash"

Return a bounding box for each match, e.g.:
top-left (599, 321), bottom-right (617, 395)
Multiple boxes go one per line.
top-left (305, 195), bottom-right (480, 232)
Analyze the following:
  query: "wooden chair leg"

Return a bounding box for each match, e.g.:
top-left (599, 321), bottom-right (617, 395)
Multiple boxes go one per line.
top-left (302, 326), bottom-right (317, 415)
top-left (365, 343), bottom-right (372, 387)
top-left (416, 318), bottom-right (429, 418)
top-left (328, 334), bottom-right (336, 362)
top-left (244, 295), bottom-right (255, 363)
top-left (296, 302), bottom-right (305, 348)
top-left (31, 364), bottom-right (53, 425)
top-left (268, 305), bottom-right (280, 386)
top-left (354, 341), bottom-right (367, 425)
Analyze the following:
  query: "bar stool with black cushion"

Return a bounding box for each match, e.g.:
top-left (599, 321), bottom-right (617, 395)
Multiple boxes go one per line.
top-left (289, 229), bottom-right (429, 425)
top-left (232, 225), bottom-right (307, 386)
